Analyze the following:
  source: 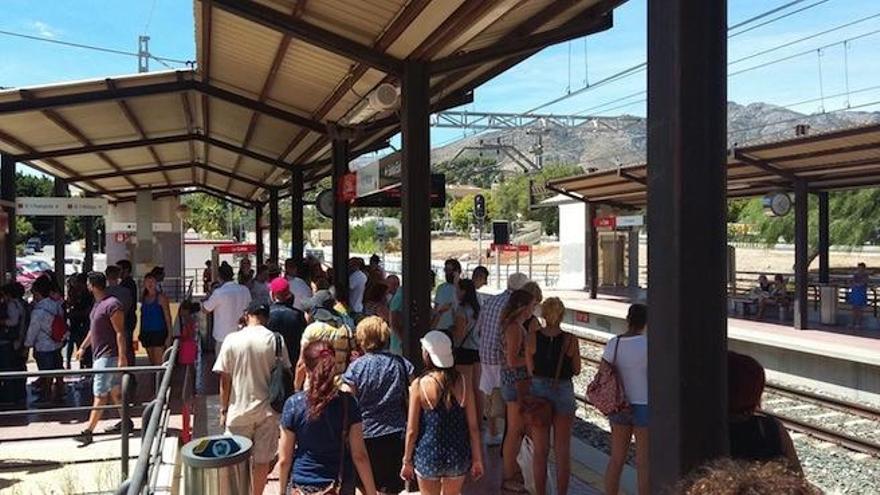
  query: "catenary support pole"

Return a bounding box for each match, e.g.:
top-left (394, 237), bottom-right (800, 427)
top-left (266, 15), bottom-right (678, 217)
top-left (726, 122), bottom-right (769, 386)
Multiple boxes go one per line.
top-left (401, 61), bottom-right (432, 364)
top-left (817, 191), bottom-right (829, 284)
top-left (628, 228), bottom-right (639, 290)
top-left (0, 155), bottom-right (15, 283)
top-left (53, 178), bottom-right (67, 294)
top-left (291, 168), bottom-right (304, 262)
top-left (255, 203), bottom-right (264, 266)
top-left (794, 180), bottom-right (809, 329)
top-left (269, 188), bottom-right (279, 264)
top-left (647, 0), bottom-right (729, 491)
top-left (331, 139), bottom-right (350, 295)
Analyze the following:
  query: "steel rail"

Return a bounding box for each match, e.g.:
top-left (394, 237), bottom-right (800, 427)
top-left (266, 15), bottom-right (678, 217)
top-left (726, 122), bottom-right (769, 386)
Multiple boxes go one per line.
top-left (576, 335), bottom-right (880, 457)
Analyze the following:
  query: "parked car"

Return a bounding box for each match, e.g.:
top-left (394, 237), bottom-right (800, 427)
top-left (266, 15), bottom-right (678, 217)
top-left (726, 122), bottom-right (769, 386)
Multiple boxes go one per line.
top-left (64, 257), bottom-right (83, 275)
top-left (26, 237), bottom-right (42, 253)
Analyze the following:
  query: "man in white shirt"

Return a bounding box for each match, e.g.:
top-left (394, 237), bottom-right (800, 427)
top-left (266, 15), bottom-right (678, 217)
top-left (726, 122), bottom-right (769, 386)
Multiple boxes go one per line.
top-left (284, 258), bottom-right (313, 311)
top-left (348, 257), bottom-right (368, 314)
top-left (213, 302), bottom-right (290, 495)
top-left (202, 263), bottom-right (252, 352)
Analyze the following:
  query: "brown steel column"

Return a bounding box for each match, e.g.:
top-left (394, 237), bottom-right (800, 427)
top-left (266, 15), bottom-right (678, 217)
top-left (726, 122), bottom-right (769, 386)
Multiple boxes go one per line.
top-left (53, 178), bottom-right (67, 294)
top-left (628, 228), bottom-right (640, 290)
top-left (331, 139), bottom-right (350, 295)
top-left (401, 61), bottom-right (431, 363)
top-left (83, 214), bottom-right (95, 273)
top-left (269, 188), bottom-right (279, 264)
top-left (586, 203), bottom-right (598, 299)
top-left (255, 203), bottom-right (264, 266)
top-left (647, 0), bottom-right (728, 490)
top-left (794, 180), bottom-right (809, 329)
top-left (817, 191), bottom-right (830, 284)
top-left (1, 155), bottom-right (15, 283)
top-left (291, 168), bottom-right (304, 262)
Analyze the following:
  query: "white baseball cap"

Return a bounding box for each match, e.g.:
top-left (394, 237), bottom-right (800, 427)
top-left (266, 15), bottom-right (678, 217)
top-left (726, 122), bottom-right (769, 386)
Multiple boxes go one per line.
top-left (507, 272), bottom-right (529, 291)
top-left (420, 331), bottom-right (454, 369)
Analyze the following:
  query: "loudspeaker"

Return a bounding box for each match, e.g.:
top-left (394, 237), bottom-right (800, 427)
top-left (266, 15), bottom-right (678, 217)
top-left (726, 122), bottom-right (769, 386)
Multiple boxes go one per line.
top-left (492, 221), bottom-right (510, 245)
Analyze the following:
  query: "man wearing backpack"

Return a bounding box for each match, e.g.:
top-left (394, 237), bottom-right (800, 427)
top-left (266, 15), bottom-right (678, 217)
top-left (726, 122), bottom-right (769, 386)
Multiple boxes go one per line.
top-left (213, 302), bottom-right (290, 495)
top-left (74, 272), bottom-right (128, 446)
top-left (24, 276), bottom-right (66, 402)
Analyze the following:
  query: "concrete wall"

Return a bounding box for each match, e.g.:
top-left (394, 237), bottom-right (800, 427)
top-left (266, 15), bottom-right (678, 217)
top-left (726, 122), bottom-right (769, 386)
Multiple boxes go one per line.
top-left (558, 201), bottom-right (586, 290)
top-left (105, 196), bottom-right (182, 279)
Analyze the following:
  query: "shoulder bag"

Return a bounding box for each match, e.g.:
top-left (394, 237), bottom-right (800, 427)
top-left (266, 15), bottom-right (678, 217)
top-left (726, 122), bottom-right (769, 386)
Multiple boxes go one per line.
top-left (522, 333), bottom-right (570, 428)
top-left (268, 333), bottom-right (294, 413)
top-left (586, 337), bottom-right (631, 416)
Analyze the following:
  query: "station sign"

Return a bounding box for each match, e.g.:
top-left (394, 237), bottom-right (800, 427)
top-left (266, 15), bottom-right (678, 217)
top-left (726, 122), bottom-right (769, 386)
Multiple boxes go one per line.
top-left (16, 197), bottom-right (107, 216)
top-left (616, 215), bottom-right (644, 227)
top-left (215, 244), bottom-right (257, 255)
top-left (574, 311), bottom-right (590, 324)
top-left (354, 174), bottom-right (446, 208)
top-left (593, 216), bottom-right (616, 229)
top-left (489, 243), bottom-right (530, 253)
top-left (355, 152), bottom-right (402, 198)
top-left (338, 173), bottom-right (358, 202)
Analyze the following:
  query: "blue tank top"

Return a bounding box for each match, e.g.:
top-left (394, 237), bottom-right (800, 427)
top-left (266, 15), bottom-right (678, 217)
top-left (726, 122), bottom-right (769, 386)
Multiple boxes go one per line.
top-left (141, 297), bottom-right (165, 333)
top-left (413, 375), bottom-right (472, 477)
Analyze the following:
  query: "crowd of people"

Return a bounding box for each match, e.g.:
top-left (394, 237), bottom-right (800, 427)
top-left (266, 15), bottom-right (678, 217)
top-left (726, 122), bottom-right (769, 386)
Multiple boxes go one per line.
top-left (203, 254), bottom-right (590, 495)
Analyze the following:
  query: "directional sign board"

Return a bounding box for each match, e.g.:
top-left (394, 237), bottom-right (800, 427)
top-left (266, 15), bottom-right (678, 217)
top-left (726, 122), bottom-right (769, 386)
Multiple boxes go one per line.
top-left (16, 197), bottom-right (108, 216)
top-left (616, 215), bottom-right (644, 227)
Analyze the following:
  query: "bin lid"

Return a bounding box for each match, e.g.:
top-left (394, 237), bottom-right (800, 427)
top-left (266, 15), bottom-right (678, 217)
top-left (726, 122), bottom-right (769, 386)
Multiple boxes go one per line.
top-left (181, 435), bottom-right (253, 468)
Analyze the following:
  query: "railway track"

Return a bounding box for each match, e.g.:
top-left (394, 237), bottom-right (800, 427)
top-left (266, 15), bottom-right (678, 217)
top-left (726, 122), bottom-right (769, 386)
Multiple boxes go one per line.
top-left (576, 334), bottom-right (880, 458)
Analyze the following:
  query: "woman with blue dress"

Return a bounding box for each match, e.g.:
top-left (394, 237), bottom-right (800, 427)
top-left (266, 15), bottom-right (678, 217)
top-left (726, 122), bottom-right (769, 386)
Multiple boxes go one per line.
top-left (140, 273), bottom-right (173, 365)
top-left (401, 331), bottom-right (483, 495)
top-left (849, 262), bottom-right (870, 329)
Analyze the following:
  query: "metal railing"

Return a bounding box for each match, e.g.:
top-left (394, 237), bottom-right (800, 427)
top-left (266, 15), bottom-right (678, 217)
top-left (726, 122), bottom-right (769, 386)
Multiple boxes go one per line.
top-left (116, 340), bottom-right (179, 495)
top-left (0, 363), bottom-right (167, 480)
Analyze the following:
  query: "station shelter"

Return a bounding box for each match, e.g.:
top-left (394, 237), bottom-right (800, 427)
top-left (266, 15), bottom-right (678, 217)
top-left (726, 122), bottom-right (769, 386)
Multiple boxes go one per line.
top-left (0, 0), bottom-right (786, 491)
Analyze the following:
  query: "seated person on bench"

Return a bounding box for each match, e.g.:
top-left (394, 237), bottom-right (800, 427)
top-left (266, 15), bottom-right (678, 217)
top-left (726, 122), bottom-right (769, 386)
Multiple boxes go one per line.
top-left (756, 274), bottom-right (789, 320)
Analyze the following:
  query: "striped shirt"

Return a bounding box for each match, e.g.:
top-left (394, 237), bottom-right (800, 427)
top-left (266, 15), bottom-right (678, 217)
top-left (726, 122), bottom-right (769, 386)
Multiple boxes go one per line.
top-left (477, 290), bottom-right (512, 366)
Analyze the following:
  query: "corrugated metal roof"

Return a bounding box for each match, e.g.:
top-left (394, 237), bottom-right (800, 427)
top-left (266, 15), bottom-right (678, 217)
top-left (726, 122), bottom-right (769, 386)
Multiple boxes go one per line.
top-left (0, 0), bottom-right (624, 206)
top-left (548, 123), bottom-right (880, 208)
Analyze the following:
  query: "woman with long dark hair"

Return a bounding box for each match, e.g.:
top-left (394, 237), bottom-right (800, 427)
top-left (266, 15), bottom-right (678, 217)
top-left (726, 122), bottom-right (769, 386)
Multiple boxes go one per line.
top-left (139, 273), bottom-right (173, 366)
top-left (401, 331), bottom-right (483, 495)
top-left (499, 288), bottom-right (538, 491)
top-left (278, 340), bottom-right (377, 495)
top-left (604, 303), bottom-right (649, 495)
top-left (452, 279), bottom-right (481, 429)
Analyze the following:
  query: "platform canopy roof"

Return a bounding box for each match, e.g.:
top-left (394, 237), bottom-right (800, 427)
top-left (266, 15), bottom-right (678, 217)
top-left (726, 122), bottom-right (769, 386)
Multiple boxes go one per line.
top-left (547, 123), bottom-right (880, 209)
top-left (0, 0), bottom-right (622, 207)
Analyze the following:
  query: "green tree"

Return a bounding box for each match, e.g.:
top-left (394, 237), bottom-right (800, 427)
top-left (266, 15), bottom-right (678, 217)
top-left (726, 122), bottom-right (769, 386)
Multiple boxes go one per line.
top-left (435, 157), bottom-right (500, 189)
top-left (449, 195), bottom-right (476, 232)
top-left (182, 193), bottom-right (253, 240)
top-left (489, 163), bottom-right (582, 235)
top-left (16, 216), bottom-right (34, 241)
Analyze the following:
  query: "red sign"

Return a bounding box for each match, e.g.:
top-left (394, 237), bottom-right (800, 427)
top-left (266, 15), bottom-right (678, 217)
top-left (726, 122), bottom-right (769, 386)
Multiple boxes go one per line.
top-left (593, 216), bottom-right (616, 229)
top-left (490, 244), bottom-right (530, 253)
top-left (114, 232), bottom-right (130, 243)
top-left (216, 243), bottom-right (257, 254)
top-left (338, 173), bottom-right (358, 202)
top-left (574, 311), bottom-right (590, 324)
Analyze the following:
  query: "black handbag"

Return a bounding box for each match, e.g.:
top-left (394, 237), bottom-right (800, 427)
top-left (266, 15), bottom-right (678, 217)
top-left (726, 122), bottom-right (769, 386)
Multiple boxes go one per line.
top-left (269, 333), bottom-right (294, 413)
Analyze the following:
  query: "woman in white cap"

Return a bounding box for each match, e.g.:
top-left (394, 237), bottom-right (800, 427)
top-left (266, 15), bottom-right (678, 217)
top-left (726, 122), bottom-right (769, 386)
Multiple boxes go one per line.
top-left (400, 331), bottom-right (484, 495)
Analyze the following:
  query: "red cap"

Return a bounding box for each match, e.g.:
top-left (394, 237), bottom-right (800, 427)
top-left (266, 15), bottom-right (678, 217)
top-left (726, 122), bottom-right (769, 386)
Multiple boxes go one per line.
top-left (269, 277), bottom-right (290, 295)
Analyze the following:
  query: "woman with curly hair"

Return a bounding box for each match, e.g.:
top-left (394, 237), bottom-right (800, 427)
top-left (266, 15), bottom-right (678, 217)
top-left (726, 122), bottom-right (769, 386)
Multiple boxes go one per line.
top-left (278, 340), bottom-right (377, 495)
top-left (678, 459), bottom-right (818, 495)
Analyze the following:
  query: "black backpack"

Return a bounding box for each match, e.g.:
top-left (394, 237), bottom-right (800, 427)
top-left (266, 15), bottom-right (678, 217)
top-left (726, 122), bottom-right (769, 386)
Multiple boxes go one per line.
top-left (269, 333), bottom-right (294, 413)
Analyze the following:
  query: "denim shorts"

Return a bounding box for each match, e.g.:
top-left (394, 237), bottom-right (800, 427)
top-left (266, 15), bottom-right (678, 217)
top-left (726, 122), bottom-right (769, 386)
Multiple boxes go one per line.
top-left (529, 377), bottom-right (577, 416)
top-left (609, 404), bottom-right (649, 428)
top-left (93, 356), bottom-right (120, 397)
top-left (500, 366), bottom-right (528, 403)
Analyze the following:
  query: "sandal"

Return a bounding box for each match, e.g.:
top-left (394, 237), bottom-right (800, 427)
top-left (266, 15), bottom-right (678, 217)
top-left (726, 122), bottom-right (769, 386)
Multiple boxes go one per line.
top-left (501, 477), bottom-right (529, 494)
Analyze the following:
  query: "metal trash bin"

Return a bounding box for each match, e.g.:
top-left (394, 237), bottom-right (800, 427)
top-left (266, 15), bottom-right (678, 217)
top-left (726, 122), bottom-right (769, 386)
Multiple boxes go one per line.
top-left (820, 285), bottom-right (839, 325)
top-left (181, 435), bottom-right (252, 495)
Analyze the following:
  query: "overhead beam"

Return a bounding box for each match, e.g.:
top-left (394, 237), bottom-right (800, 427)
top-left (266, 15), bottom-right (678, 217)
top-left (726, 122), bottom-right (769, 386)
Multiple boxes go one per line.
top-left (733, 150), bottom-right (798, 183)
top-left (210, 0), bottom-right (403, 75)
top-left (69, 162), bottom-right (195, 182)
top-left (112, 187), bottom-right (254, 210)
top-left (355, 89), bottom-right (475, 134)
top-left (618, 168), bottom-right (647, 185)
top-left (14, 134), bottom-right (194, 161)
top-left (431, 13), bottom-right (613, 74)
top-left (0, 78), bottom-right (193, 114)
top-left (194, 81), bottom-right (326, 134)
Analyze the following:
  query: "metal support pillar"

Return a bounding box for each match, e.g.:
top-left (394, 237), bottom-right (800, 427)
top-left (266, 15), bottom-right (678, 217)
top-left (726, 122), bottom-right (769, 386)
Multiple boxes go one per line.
top-left (331, 139), bottom-right (350, 294)
top-left (269, 188), bottom-right (279, 264)
top-left (817, 191), bottom-right (830, 284)
top-left (291, 168), bottom-right (304, 262)
top-left (0, 155), bottom-right (15, 283)
top-left (628, 228), bottom-right (640, 290)
top-left (586, 203), bottom-right (598, 299)
top-left (647, 0), bottom-right (728, 490)
top-left (84, 214), bottom-right (95, 273)
top-left (255, 203), bottom-right (264, 266)
top-left (401, 61), bottom-right (432, 363)
top-left (53, 178), bottom-right (67, 293)
top-left (794, 180), bottom-right (809, 329)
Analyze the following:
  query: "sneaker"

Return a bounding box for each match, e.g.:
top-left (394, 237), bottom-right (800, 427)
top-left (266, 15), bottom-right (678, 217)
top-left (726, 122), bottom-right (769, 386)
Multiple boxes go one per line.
top-left (74, 429), bottom-right (93, 446)
top-left (104, 419), bottom-right (135, 434)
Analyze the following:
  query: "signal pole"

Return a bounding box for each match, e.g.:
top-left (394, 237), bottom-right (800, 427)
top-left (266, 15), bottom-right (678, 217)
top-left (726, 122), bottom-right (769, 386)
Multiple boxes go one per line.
top-left (138, 36), bottom-right (150, 73)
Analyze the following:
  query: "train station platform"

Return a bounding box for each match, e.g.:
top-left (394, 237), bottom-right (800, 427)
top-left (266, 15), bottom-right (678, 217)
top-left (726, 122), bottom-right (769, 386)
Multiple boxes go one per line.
top-left (544, 289), bottom-right (880, 405)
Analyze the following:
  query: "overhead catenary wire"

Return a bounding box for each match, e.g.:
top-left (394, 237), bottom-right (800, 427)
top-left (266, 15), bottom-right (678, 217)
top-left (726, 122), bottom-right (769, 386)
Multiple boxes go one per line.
top-left (0, 28), bottom-right (190, 65)
top-left (729, 0), bottom-right (832, 38)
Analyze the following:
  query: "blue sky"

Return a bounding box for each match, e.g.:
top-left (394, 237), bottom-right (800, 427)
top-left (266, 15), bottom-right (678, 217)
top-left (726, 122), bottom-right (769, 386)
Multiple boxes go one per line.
top-left (1, 0), bottom-right (879, 157)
